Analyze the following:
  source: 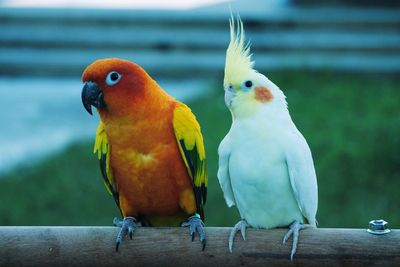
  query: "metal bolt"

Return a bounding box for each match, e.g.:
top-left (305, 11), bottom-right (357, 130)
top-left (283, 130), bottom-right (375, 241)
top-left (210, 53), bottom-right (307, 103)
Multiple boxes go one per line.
top-left (367, 219), bottom-right (391, 235)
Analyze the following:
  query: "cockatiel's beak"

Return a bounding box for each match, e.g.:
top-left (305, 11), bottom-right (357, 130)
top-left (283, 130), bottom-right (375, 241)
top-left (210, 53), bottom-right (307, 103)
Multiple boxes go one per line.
top-left (81, 82), bottom-right (106, 115)
top-left (224, 86), bottom-right (236, 107)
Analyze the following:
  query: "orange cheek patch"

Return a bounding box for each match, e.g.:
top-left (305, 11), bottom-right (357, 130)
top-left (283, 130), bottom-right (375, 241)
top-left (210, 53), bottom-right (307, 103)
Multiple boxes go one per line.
top-left (254, 86), bottom-right (273, 102)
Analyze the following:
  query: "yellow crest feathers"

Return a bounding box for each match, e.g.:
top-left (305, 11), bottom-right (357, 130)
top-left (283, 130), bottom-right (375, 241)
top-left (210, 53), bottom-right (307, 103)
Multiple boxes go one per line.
top-left (224, 15), bottom-right (255, 87)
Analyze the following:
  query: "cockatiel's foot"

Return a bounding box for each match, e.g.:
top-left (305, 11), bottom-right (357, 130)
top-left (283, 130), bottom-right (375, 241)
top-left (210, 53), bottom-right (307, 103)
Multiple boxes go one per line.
top-left (283, 220), bottom-right (306, 261)
top-left (181, 213), bottom-right (206, 251)
top-left (228, 219), bottom-right (248, 253)
top-left (113, 216), bottom-right (137, 251)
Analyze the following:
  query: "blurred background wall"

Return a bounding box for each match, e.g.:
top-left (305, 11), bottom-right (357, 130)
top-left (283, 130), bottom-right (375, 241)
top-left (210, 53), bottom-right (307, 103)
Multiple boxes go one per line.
top-left (0, 0), bottom-right (399, 228)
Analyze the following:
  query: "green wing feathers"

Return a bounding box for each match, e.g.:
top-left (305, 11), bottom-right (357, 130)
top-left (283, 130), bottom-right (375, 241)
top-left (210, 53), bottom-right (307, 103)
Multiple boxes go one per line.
top-left (173, 104), bottom-right (208, 220)
top-left (93, 122), bottom-right (121, 212)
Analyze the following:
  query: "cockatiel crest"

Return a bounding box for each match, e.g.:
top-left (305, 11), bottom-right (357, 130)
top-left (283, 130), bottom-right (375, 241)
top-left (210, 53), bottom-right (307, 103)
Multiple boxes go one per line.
top-left (224, 16), bottom-right (256, 88)
top-left (223, 16), bottom-right (287, 119)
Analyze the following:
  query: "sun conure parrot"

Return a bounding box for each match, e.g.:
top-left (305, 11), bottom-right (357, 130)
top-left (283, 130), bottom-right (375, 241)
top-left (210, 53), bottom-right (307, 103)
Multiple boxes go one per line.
top-left (81, 58), bottom-right (207, 250)
top-left (217, 17), bottom-right (318, 260)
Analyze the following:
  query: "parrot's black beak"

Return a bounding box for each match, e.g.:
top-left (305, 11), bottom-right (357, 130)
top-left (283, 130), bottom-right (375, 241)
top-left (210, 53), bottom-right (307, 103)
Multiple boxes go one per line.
top-left (81, 82), bottom-right (105, 115)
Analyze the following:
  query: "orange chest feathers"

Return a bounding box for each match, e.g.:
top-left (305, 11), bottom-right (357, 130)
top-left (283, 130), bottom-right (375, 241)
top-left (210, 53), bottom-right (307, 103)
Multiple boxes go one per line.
top-left (103, 110), bottom-right (196, 222)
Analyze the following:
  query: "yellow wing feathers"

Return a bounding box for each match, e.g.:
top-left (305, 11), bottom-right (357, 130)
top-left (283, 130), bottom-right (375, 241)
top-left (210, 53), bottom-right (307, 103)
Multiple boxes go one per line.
top-left (173, 105), bottom-right (207, 185)
top-left (173, 104), bottom-right (208, 217)
top-left (93, 122), bottom-right (120, 209)
top-left (173, 105), bottom-right (206, 160)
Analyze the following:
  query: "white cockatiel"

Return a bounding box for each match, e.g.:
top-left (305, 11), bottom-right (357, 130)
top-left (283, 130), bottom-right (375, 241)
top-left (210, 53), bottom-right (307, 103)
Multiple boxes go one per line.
top-left (218, 17), bottom-right (318, 260)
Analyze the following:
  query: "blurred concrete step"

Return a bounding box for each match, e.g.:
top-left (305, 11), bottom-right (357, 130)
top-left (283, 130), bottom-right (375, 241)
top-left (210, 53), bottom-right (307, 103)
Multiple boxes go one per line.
top-left (1, 48), bottom-right (399, 76)
top-left (0, 7), bottom-right (399, 76)
top-left (2, 24), bottom-right (399, 52)
top-left (1, 7), bottom-right (399, 27)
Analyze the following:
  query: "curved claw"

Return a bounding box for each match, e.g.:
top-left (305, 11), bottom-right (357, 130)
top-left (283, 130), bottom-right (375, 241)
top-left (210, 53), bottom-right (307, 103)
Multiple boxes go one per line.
top-left (181, 214), bottom-right (206, 251)
top-left (283, 227), bottom-right (294, 244)
top-left (228, 219), bottom-right (248, 253)
top-left (114, 217), bottom-right (137, 251)
top-left (282, 220), bottom-right (305, 261)
top-left (191, 232), bottom-right (195, 242)
top-left (128, 226), bottom-right (134, 240)
top-left (201, 238), bottom-right (206, 251)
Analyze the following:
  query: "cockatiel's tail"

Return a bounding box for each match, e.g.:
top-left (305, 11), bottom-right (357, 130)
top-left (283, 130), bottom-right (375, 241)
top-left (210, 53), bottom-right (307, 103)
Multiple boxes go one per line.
top-left (218, 16), bottom-right (318, 260)
top-left (81, 58), bottom-right (207, 250)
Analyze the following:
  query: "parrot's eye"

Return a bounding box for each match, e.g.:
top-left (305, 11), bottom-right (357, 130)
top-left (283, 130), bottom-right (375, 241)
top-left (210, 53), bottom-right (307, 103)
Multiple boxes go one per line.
top-left (241, 80), bottom-right (253, 91)
top-left (245, 80), bottom-right (253, 88)
top-left (106, 71), bottom-right (122, 86)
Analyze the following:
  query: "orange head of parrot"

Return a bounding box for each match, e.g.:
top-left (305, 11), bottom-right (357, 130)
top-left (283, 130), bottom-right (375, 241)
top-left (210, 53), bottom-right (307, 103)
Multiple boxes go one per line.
top-left (81, 58), bottom-right (157, 117)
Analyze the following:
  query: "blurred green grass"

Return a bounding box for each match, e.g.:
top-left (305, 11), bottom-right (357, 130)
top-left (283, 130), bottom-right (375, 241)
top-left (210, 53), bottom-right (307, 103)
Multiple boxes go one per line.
top-left (0, 71), bottom-right (399, 228)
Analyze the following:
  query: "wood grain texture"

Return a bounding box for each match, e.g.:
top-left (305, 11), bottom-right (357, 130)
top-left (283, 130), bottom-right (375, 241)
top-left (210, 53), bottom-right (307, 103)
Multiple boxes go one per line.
top-left (0, 227), bottom-right (399, 267)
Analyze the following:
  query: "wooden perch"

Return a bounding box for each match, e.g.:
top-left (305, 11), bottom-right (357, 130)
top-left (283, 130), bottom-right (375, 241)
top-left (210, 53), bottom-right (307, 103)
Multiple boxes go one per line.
top-left (0, 227), bottom-right (399, 267)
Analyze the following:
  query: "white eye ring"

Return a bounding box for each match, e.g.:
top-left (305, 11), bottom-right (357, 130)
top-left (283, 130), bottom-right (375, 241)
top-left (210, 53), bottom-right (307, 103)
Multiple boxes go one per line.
top-left (105, 71), bottom-right (122, 86)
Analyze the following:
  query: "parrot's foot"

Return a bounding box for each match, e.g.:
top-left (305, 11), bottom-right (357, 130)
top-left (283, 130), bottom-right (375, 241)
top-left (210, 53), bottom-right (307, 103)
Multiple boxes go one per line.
top-left (282, 220), bottom-right (305, 261)
top-left (228, 219), bottom-right (248, 253)
top-left (181, 214), bottom-right (206, 251)
top-left (113, 216), bottom-right (137, 251)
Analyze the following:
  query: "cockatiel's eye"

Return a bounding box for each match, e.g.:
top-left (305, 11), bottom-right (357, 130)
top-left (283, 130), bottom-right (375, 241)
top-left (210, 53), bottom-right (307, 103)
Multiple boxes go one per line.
top-left (241, 80), bottom-right (253, 91)
top-left (106, 71), bottom-right (122, 86)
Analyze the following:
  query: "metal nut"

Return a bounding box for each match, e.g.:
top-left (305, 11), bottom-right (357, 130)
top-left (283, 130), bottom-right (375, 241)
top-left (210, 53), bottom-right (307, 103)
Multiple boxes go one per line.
top-left (367, 219), bottom-right (391, 235)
